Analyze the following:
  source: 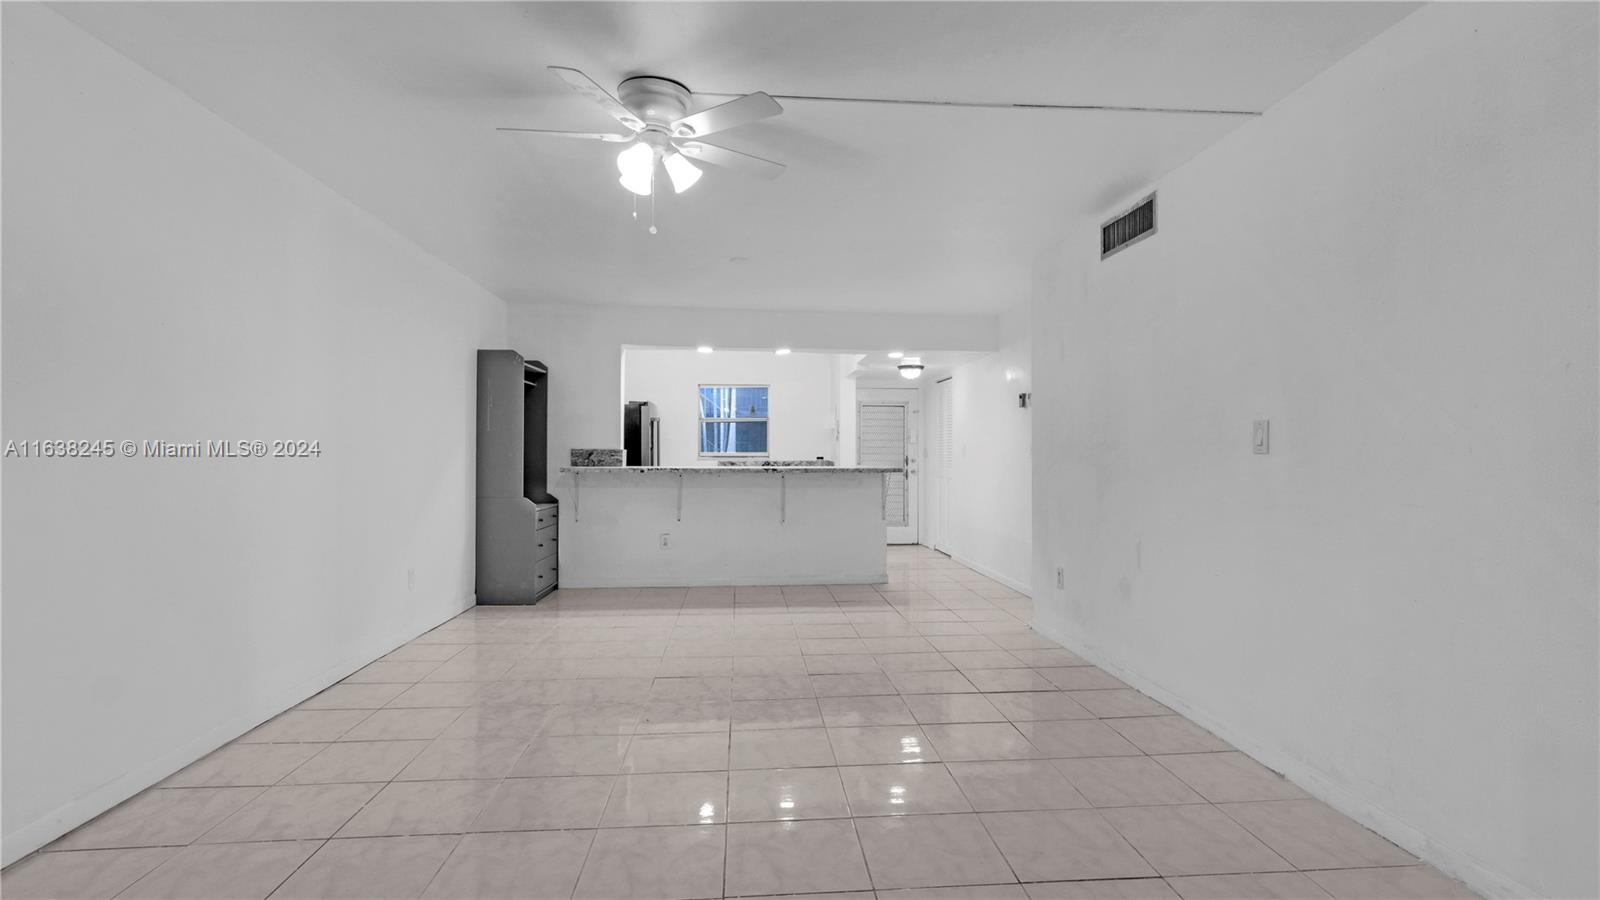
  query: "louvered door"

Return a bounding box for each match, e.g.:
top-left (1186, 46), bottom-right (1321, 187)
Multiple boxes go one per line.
top-left (858, 398), bottom-right (917, 544)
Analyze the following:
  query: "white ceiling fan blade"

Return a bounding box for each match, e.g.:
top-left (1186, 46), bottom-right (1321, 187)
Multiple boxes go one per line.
top-left (497, 127), bottom-right (631, 142)
top-left (698, 91), bottom-right (1261, 118)
top-left (547, 66), bottom-right (643, 131)
top-left (677, 141), bottom-right (785, 180)
top-left (672, 92), bottom-right (782, 138)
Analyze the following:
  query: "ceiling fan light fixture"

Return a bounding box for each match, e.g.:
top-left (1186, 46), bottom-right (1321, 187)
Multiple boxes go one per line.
top-left (524, 67), bottom-right (788, 209)
top-left (616, 142), bottom-right (655, 196)
top-left (662, 152), bottom-right (702, 194)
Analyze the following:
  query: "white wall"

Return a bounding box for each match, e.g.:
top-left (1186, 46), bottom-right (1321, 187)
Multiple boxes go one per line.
top-left (834, 356), bottom-right (863, 467)
top-left (623, 349), bottom-right (841, 466)
top-left (0, 7), bottom-right (507, 864)
top-left (938, 304), bottom-right (1033, 591)
top-left (1030, 6), bottom-right (1597, 899)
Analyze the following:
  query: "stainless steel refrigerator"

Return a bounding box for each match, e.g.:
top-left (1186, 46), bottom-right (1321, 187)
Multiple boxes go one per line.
top-left (623, 401), bottom-right (659, 466)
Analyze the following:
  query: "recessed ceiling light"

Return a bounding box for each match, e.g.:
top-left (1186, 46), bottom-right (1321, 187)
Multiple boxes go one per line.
top-left (887, 351), bottom-right (905, 359)
top-left (775, 348), bottom-right (792, 356)
top-left (696, 346), bottom-right (714, 354)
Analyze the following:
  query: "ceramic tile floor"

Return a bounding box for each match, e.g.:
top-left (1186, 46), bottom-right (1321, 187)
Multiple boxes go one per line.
top-left (4, 547), bottom-right (1480, 900)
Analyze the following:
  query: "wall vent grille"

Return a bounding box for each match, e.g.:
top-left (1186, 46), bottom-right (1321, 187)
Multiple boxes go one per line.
top-left (1101, 193), bottom-right (1157, 259)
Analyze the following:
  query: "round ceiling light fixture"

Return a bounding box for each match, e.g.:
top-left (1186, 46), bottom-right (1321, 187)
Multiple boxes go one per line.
top-left (696, 346), bottom-right (714, 354)
top-left (897, 359), bottom-right (925, 380)
top-left (887, 351), bottom-right (905, 359)
top-left (774, 347), bottom-right (792, 356)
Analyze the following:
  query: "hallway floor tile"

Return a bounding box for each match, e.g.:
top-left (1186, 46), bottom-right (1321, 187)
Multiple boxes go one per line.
top-left (3, 547), bottom-right (1478, 899)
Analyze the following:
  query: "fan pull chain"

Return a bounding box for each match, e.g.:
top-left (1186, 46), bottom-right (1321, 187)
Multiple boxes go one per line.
top-left (632, 192), bottom-right (638, 221)
top-left (648, 165), bottom-right (658, 234)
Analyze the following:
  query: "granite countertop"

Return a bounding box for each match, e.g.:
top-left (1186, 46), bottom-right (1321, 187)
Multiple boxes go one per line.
top-left (559, 466), bottom-right (904, 474)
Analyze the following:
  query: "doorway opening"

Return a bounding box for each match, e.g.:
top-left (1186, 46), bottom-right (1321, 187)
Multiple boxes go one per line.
top-left (857, 388), bottom-right (920, 544)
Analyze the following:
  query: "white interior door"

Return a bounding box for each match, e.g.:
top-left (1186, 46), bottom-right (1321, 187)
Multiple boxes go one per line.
top-left (858, 391), bottom-right (919, 544)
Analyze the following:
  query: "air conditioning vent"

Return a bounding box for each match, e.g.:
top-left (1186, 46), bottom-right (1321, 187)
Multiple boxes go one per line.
top-left (1101, 193), bottom-right (1156, 259)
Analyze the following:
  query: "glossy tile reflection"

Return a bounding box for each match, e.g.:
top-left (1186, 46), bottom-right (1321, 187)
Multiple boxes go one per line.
top-left (3, 547), bottom-right (1476, 899)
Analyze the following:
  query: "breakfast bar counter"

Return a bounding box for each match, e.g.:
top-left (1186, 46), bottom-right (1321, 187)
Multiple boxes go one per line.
top-left (555, 466), bottom-right (902, 587)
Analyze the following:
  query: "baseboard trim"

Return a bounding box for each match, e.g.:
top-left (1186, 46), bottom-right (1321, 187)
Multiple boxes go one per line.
top-left (1, 597), bottom-right (472, 868)
top-left (559, 572), bottom-right (889, 589)
top-left (1027, 617), bottom-right (1540, 900)
top-left (942, 551), bottom-right (1031, 596)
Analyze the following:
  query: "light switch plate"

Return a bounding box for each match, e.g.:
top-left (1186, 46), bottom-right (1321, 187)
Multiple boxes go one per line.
top-left (1252, 419), bottom-right (1270, 454)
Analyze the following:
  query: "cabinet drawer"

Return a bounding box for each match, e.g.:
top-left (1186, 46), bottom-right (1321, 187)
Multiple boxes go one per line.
top-left (534, 505), bottom-right (558, 530)
top-left (535, 528), bottom-right (558, 563)
top-left (534, 558), bottom-right (558, 596)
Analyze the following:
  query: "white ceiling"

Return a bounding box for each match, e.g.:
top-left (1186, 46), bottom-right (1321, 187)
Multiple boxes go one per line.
top-left (850, 351), bottom-right (986, 383)
top-left (54, 2), bottom-right (1416, 314)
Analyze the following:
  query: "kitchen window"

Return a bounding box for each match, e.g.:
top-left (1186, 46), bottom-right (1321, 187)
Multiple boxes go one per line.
top-left (699, 385), bottom-right (769, 456)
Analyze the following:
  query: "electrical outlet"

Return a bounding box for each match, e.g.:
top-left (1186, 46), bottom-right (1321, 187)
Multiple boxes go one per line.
top-left (1056, 567), bottom-right (1065, 589)
top-left (659, 533), bottom-right (671, 549)
top-left (407, 568), bottom-right (415, 591)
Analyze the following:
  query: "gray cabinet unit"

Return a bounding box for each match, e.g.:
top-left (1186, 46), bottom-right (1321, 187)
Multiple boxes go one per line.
top-left (475, 349), bottom-right (557, 604)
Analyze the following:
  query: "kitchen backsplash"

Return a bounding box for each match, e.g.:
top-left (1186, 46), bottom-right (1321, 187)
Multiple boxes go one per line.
top-left (569, 448), bottom-right (625, 467)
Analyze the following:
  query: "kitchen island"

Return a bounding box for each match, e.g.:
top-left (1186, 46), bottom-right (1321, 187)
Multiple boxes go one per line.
top-left (555, 466), bottom-right (903, 587)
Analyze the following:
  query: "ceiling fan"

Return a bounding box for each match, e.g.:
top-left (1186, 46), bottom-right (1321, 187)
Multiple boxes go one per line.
top-left (499, 66), bottom-right (785, 198)
top-left (500, 66), bottom-right (1263, 207)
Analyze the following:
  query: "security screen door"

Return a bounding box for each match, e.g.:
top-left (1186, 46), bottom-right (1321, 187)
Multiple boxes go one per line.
top-left (857, 393), bottom-right (918, 544)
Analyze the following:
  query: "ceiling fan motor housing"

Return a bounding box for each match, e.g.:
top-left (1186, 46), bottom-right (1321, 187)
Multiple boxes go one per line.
top-left (618, 76), bottom-right (695, 135)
